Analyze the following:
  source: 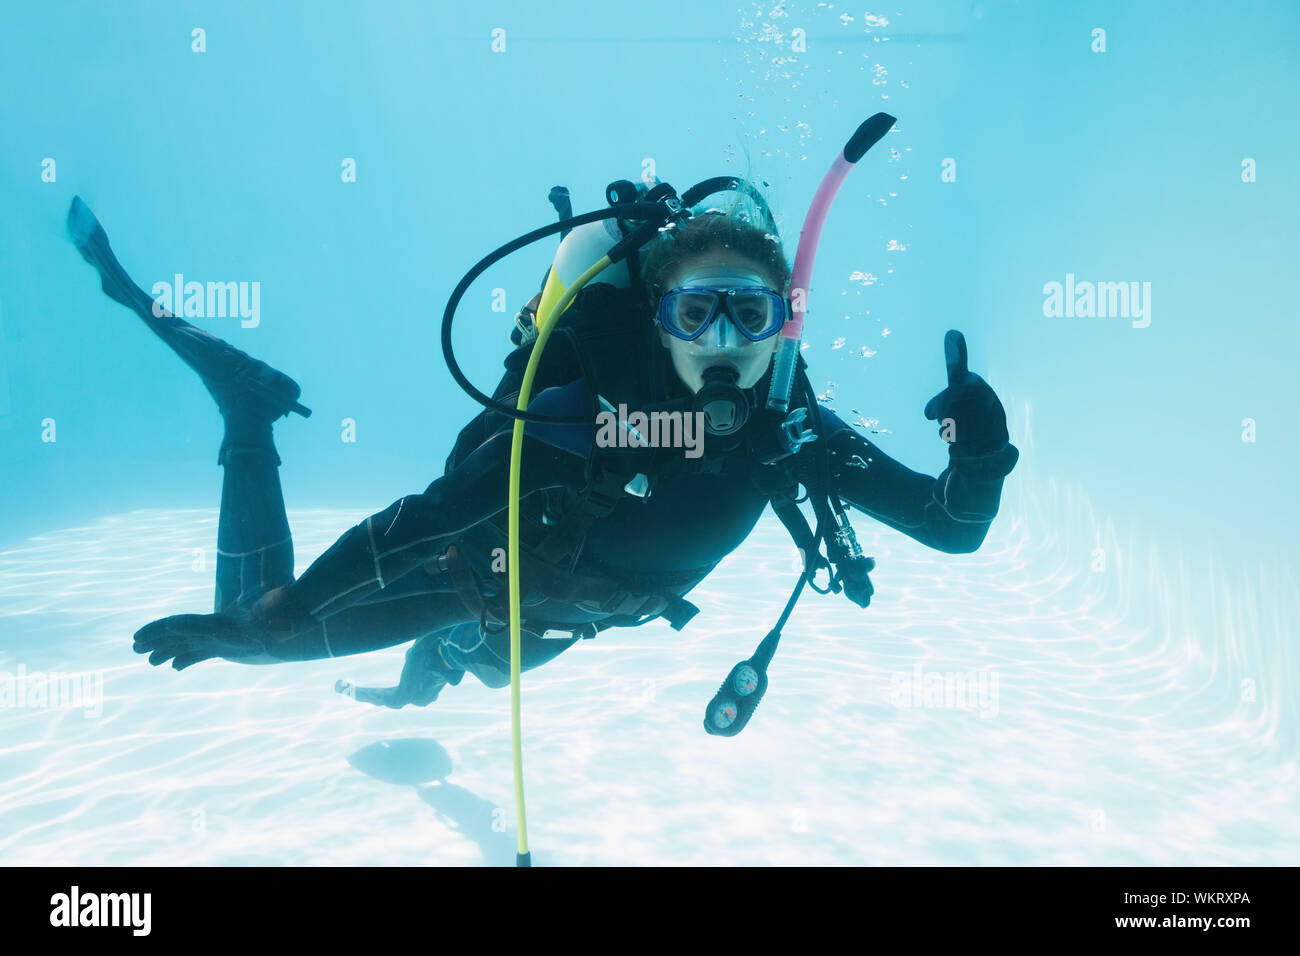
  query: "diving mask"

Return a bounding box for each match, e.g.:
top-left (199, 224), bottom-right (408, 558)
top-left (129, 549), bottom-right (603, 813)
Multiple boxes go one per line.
top-left (657, 268), bottom-right (786, 436)
top-left (657, 286), bottom-right (787, 342)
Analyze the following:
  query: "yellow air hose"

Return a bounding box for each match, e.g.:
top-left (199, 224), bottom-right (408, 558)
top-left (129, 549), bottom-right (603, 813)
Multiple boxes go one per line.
top-left (506, 254), bottom-right (613, 865)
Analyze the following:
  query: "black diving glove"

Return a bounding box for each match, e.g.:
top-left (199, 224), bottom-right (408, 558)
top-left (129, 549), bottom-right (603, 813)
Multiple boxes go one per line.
top-left (132, 586), bottom-right (310, 670)
top-left (922, 329), bottom-right (1018, 478)
top-left (334, 634), bottom-right (463, 709)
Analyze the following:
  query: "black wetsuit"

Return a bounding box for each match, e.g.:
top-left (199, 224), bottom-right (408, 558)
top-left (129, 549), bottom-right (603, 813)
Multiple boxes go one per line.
top-left (69, 193), bottom-right (1017, 693)
top-left (218, 375), bottom-right (1019, 690)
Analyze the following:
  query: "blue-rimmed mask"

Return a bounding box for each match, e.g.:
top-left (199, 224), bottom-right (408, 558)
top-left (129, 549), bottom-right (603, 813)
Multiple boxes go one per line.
top-left (658, 286), bottom-right (788, 342)
top-left (657, 267), bottom-right (786, 436)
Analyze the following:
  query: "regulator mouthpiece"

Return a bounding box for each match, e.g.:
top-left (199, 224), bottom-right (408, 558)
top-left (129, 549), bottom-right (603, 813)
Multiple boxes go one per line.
top-left (695, 367), bottom-right (750, 436)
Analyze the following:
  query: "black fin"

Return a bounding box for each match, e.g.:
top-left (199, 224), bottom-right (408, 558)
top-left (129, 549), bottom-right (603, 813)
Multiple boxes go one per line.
top-left (67, 196), bottom-right (311, 420)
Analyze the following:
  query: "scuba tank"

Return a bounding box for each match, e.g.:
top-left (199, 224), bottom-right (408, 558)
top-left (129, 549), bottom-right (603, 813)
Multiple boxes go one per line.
top-left (514, 179), bottom-right (663, 347)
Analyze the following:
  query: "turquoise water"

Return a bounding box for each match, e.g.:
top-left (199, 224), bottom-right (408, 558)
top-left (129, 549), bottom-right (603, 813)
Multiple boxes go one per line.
top-left (1, 1), bottom-right (1297, 865)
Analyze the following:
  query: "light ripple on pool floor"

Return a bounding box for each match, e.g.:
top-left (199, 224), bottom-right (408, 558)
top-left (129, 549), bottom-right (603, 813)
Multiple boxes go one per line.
top-left (0, 470), bottom-right (1297, 866)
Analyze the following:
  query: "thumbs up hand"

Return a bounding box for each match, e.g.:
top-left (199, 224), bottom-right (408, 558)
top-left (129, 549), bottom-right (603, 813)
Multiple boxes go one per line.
top-left (922, 330), bottom-right (1013, 461)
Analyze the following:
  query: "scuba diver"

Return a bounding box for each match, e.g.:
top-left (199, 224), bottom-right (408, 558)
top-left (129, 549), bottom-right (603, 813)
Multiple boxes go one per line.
top-left (68, 121), bottom-right (1019, 728)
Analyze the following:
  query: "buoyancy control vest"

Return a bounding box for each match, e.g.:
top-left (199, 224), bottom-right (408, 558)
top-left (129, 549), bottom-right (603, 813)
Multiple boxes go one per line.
top-left (443, 280), bottom-right (828, 633)
top-left (437, 173), bottom-right (878, 644)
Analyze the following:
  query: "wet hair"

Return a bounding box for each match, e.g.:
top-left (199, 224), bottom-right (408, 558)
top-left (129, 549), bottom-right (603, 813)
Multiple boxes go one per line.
top-left (639, 193), bottom-right (791, 313)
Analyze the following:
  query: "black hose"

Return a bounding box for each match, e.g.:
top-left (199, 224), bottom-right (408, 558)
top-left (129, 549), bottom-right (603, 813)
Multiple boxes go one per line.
top-left (441, 202), bottom-right (673, 426)
top-left (679, 176), bottom-right (780, 235)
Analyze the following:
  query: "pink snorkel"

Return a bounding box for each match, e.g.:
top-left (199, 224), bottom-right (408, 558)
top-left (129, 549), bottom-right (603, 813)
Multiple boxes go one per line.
top-left (768, 112), bottom-right (897, 412)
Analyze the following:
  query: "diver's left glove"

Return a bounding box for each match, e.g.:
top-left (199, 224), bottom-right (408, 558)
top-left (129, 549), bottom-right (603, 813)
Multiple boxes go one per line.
top-left (133, 586), bottom-right (313, 670)
top-left (334, 634), bottom-right (464, 709)
top-left (923, 329), bottom-right (1019, 480)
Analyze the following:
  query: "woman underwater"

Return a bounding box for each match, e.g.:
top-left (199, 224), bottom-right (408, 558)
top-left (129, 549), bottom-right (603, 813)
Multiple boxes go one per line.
top-left (68, 177), bottom-right (1019, 713)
